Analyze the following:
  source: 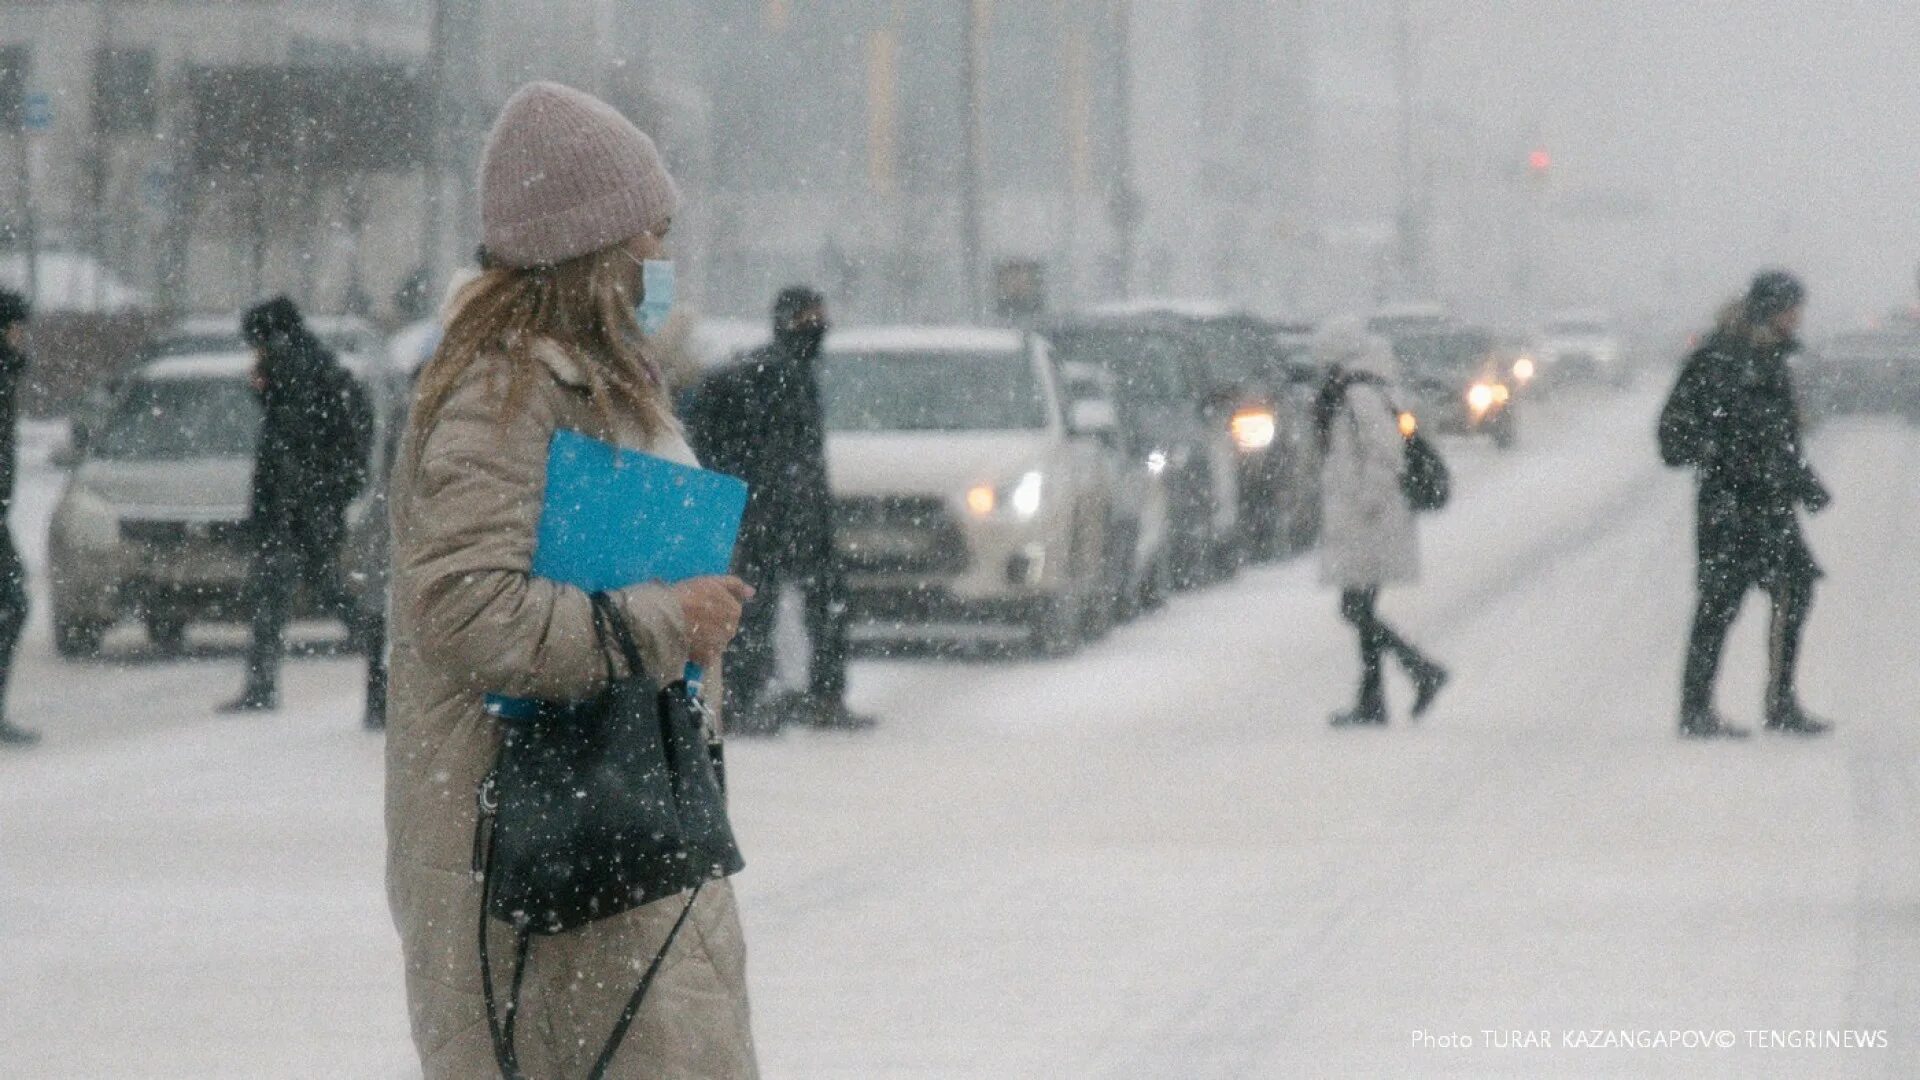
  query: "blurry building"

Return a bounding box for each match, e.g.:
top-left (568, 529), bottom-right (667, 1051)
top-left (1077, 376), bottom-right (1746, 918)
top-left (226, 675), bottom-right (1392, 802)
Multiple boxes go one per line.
top-left (1132, 0), bottom-right (1314, 315)
top-left (1, 0), bottom-right (1315, 324)
top-left (622, 0), bottom-right (1137, 324)
top-left (0, 0), bottom-right (432, 316)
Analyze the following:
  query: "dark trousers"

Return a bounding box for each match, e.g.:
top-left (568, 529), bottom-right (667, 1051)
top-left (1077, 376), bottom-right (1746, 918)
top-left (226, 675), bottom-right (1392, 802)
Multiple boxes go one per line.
top-left (1340, 588), bottom-right (1430, 708)
top-left (363, 606), bottom-right (388, 720)
top-left (1681, 572), bottom-right (1814, 715)
top-left (727, 556), bottom-right (850, 719)
top-left (0, 526), bottom-right (28, 708)
top-left (241, 526), bottom-right (358, 695)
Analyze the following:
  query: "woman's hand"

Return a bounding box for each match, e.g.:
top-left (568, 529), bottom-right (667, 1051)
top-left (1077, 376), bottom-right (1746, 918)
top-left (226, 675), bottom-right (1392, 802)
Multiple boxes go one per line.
top-left (672, 576), bottom-right (755, 666)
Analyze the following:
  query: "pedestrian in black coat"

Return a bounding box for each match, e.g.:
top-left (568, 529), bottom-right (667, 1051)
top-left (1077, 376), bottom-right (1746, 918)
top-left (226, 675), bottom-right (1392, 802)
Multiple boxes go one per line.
top-left (0, 291), bottom-right (38, 746)
top-left (221, 298), bottom-right (375, 713)
top-left (684, 287), bottom-right (874, 734)
top-left (1658, 270), bottom-right (1831, 738)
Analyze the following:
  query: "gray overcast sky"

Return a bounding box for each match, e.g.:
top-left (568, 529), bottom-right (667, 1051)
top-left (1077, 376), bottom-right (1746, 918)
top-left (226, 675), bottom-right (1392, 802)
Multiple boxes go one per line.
top-left (1313, 2), bottom-right (1920, 329)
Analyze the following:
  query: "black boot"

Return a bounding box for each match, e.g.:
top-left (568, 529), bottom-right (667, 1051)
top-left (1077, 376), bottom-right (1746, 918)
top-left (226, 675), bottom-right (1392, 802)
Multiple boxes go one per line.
top-left (1331, 700), bottom-right (1387, 727)
top-left (1332, 679), bottom-right (1388, 728)
top-left (804, 696), bottom-right (878, 732)
top-left (1762, 582), bottom-right (1827, 735)
top-left (726, 691), bottom-right (784, 737)
top-left (1764, 701), bottom-right (1832, 736)
top-left (219, 684), bottom-right (279, 714)
top-left (1679, 706), bottom-right (1750, 739)
top-left (1409, 661), bottom-right (1449, 719)
top-left (0, 717), bottom-right (39, 746)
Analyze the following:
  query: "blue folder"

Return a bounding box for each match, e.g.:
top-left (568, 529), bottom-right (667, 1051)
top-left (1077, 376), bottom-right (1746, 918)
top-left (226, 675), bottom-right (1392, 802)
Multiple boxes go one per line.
top-left (486, 429), bottom-right (749, 719)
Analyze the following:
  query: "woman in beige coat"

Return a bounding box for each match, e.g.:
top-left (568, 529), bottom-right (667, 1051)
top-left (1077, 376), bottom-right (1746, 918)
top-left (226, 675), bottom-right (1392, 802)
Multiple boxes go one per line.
top-left (386, 82), bottom-right (759, 1078)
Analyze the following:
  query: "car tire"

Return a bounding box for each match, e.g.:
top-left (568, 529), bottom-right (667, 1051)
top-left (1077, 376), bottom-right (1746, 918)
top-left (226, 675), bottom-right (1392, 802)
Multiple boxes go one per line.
top-left (1030, 594), bottom-right (1082, 658)
top-left (55, 615), bottom-right (108, 660)
top-left (1139, 549), bottom-right (1172, 612)
top-left (144, 611), bottom-right (189, 655)
top-left (1492, 413), bottom-right (1519, 451)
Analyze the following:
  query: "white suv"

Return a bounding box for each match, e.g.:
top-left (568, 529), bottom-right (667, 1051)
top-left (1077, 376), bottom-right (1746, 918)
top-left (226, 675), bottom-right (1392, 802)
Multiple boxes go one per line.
top-left (821, 327), bottom-right (1123, 655)
top-left (1536, 313), bottom-right (1629, 389)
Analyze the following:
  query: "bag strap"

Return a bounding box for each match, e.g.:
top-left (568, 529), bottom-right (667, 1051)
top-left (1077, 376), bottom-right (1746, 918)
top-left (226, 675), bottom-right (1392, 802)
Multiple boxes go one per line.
top-left (477, 819), bottom-right (532, 1080)
top-left (589, 592), bottom-right (651, 683)
top-left (587, 884), bottom-right (704, 1080)
top-left (476, 807), bottom-right (704, 1080)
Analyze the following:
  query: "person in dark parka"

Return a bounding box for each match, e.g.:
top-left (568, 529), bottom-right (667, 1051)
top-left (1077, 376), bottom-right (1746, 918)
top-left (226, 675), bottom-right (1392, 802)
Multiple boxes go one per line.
top-left (1658, 270), bottom-right (1831, 738)
top-left (0, 292), bottom-right (38, 746)
top-left (684, 288), bottom-right (873, 734)
top-left (221, 297), bottom-right (375, 713)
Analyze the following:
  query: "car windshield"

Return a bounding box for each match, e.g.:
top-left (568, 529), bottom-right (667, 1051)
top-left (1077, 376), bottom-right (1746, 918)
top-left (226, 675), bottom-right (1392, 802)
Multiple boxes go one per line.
top-left (1390, 332), bottom-right (1493, 378)
top-left (1546, 321), bottom-right (1610, 338)
top-left (821, 349), bottom-right (1048, 432)
top-left (1188, 323), bottom-right (1279, 388)
top-left (147, 328), bottom-right (374, 360)
top-left (1825, 334), bottom-right (1917, 362)
top-left (94, 377), bottom-right (261, 461)
top-left (1049, 328), bottom-right (1190, 403)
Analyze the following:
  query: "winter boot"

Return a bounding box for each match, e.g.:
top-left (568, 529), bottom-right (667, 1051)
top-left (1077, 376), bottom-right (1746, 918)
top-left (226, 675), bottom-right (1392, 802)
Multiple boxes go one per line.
top-left (804, 696), bottom-right (878, 732)
top-left (218, 684), bottom-right (279, 714)
top-left (726, 694), bottom-right (785, 738)
top-left (1331, 686), bottom-right (1388, 728)
top-left (0, 717), bottom-right (40, 747)
top-left (1409, 661), bottom-right (1450, 719)
top-left (1331, 705), bottom-right (1387, 727)
top-left (1679, 707), bottom-right (1750, 739)
top-left (1764, 701), bottom-right (1833, 736)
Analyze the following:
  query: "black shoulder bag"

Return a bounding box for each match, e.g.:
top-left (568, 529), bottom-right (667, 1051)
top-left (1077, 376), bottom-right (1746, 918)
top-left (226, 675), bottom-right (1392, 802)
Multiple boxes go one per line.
top-left (473, 593), bottom-right (745, 1080)
top-left (1400, 428), bottom-right (1450, 513)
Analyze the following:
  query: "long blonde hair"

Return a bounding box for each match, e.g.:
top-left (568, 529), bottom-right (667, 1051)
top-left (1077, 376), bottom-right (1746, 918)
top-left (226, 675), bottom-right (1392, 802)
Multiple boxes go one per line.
top-left (410, 246), bottom-right (672, 454)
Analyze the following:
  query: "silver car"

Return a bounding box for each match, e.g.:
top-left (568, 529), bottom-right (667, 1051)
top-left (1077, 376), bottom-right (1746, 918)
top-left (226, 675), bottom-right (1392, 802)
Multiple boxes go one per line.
top-left (47, 328), bottom-right (396, 657)
top-left (822, 327), bottom-right (1125, 655)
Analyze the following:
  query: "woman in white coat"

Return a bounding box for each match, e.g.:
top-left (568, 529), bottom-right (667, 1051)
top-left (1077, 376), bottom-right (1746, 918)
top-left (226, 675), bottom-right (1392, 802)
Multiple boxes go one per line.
top-left (1311, 319), bottom-right (1448, 726)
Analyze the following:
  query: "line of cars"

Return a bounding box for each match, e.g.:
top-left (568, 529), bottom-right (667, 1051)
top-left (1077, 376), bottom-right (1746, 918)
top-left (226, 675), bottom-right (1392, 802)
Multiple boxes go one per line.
top-left (41, 301), bottom-right (1419, 663)
top-left (690, 304), bottom-right (1333, 657)
top-left (1794, 315), bottom-right (1920, 426)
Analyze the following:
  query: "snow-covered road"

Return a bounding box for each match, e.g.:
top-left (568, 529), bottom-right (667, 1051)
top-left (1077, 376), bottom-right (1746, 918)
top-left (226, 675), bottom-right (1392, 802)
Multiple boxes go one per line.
top-left (4, 385), bottom-right (1918, 1078)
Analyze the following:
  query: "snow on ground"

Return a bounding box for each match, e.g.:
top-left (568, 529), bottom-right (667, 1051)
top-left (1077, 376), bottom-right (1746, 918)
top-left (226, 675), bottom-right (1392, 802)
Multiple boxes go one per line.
top-left (4, 386), bottom-right (1920, 1077)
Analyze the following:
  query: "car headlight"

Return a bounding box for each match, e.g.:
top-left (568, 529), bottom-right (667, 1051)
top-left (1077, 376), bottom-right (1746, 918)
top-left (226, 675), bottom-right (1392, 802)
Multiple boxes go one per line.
top-left (1468, 383), bottom-right (1496, 414)
top-left (1513, 357), bottom-right (1536, 383)
top-left (1230, 409), bottom-right (1277, 452)
top-left (1010, 471), bottom-right (1045, 519)
top-left (967, 470), bottom-right (1046, 520)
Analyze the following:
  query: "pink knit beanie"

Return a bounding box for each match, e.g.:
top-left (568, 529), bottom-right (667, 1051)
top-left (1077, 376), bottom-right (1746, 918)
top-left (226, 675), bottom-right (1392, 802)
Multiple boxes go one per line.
top-left (479, 82), bottom-right (680, 269)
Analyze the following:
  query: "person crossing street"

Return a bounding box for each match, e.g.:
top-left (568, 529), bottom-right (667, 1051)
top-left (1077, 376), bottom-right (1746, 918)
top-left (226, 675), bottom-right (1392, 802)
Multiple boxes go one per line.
top-left (1659, 270), bottom-right (1833, 739)
top-left (685, 288), bottom-right (874, 735)
top-left (219, 298), bottom-right (375, 714)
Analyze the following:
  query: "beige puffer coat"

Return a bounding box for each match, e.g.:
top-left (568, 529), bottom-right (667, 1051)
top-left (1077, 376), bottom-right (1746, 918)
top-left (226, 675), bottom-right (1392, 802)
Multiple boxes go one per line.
top-left (385, 339), bottom-right (758, 1078)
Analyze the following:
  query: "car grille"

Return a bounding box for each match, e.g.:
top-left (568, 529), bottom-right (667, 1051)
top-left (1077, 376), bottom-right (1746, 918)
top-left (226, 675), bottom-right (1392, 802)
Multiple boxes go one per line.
top-left (119, 519), bottom-right (250, 551)
top-left (834, 496), bottom-right (968, 574)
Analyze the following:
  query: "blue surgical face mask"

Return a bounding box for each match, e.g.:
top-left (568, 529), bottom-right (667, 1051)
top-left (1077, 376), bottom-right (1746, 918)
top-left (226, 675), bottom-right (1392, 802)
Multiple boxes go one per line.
top-left (627, 253), bottom-right (676, 337)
